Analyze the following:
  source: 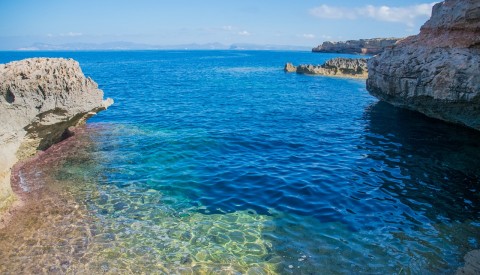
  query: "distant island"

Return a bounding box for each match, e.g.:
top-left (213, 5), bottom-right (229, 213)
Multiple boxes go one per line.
top-left (312, 38), bottom-right (402, 55)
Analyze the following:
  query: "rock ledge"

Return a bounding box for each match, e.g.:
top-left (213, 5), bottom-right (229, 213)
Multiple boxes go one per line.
top-left (285, 58), bottom-right (368, 79)
top-left (0, 58), bottom-right (113, 213)
top-left (312, 38), bottom-right (403, 55)
top-left (366, 0), bottom-right (480, 131)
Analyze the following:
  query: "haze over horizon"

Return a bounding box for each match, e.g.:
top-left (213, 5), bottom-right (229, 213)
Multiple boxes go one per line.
top-left (0, 0), bottom-right (439, 50)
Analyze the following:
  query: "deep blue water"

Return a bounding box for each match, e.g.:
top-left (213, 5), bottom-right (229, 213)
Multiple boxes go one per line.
top-left (1, 51), bottom-right (479, 273)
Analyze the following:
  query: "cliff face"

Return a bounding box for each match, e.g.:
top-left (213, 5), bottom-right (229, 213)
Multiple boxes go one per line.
top-left (285, 58), bottom-right (368, 79)
top-left (312, 38), bottom-right (402, 55)
top-left (367, 0), bottom-right (480, 131)
top-left (0, 58), bottom-right (113, 212)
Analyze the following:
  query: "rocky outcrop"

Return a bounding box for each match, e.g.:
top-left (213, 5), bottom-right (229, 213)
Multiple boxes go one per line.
top-left (456, 250), bottom-right (480, 275)
top-left (312, 38), bottom-right (402, 55)
top-left (285, 58), bottom-right (368, 79)
top-left (366, 0), bottom-right (480, 131)
top-left (0, 58), bottom-right (113, 213)
top-left (284, 62), bottom-right (297, 73)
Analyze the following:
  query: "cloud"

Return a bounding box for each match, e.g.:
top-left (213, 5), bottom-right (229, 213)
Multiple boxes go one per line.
top-left (47, 32), bottom-right (83, 37)
top-left (62, 32), bottom-right (83, 37)
top-left (219, 26), bottom-right (250, 36)
top-left (310, 3), bottom-right (437, 27)
top-left (310, 5), bottom-right (356, 20)
top-left (321, 34), bottom-right (332, 40)
top-left (302, 34), bottom-right (316, 39)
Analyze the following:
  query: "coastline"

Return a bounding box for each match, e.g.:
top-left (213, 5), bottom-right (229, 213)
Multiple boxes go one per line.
top-left (0, 49), bottom-right (478, 273)
top-left (0, 58), bottom-right (113, 222)
top-left (284, 58), bottom-right (368, 79)
top-left (0, 126), bottom-right (97, 273)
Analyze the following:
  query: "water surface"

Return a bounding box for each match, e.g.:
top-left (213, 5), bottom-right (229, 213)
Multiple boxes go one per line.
top-left (0, 51), bottom-right (479, 274)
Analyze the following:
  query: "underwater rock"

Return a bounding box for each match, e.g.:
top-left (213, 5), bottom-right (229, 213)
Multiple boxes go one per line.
top-left (456, 249), bottom-right (480, 274)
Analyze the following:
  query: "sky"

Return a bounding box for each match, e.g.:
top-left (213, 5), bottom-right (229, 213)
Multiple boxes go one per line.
top-left (0, 0), bottom-right (439, 49)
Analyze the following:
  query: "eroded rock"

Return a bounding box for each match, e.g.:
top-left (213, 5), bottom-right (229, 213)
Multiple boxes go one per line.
top-left (285, 58), bottom-right (368, 79)
top-left (312, 38), bottom-right (402, 55)
top-left (0, 58), bottom-right (113, 212)
top-left (366, 0), bottom-right (480, 131)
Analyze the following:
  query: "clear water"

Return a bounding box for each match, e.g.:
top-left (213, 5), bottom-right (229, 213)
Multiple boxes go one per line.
top-left (0, 51), bottom-right (479, 274)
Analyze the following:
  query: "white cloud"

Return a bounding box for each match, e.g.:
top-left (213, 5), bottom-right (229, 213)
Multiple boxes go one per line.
top-left (63, 32), bottom-right (83, 37)
top-left (48, 32), bottom-right (83, 37)
top-left (310, 3), bottom-right (437, 27)
top-left (47, 32), bottom-right (83, 38)
top-left (310, 5), bottom-right (357, 20)
top-left (321, 34), bottom-right (333, 40)
top-left (238, 30), bottom-right (250, 36)
top-left (222, 25), bottom-right (233, 31)
top-left (302, 34), bottom-right (316, 39)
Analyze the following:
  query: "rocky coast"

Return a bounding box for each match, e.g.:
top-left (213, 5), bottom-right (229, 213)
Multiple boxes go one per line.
top-left (0, 58), bottom-right (113, 222)
top-left (285, 58), bottom-right (368, 79)
top-left (365, 1), bottom-right (479, 271)
top-left (312, 38), bottom-right (402, 55)
top-left (366, 0), bottom-right (480, 131)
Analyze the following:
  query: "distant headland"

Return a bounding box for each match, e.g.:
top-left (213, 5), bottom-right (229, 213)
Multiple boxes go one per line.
top-left (285, 58), bottom-right (368, 79)
top-left (312, 38), bottom-right (402, 55)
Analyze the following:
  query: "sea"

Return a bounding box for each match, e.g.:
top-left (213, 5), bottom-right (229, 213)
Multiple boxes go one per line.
top-left (0, 50), bottom-right (479, 274)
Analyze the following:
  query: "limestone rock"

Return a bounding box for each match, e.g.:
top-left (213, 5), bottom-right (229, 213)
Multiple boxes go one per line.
top-left (366, 0), bottom-right (480, 131)
top-left (456, 250), bottom-right (480, 275)
top-left (285, 58), bottom-right (368, 79)
top-left (312, 38), bottom-right (402, 55)
top-left (284, 63), bottom-right (297, 73)
top-left (0, 58), bottom-right (113, 211)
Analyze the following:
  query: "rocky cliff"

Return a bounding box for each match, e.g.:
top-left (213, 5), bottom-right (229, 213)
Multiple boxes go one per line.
top-left (0, 58), bottom-right (113, 213)
top-left (312, 38), bottom-right (402, 55)
top-left (285, 58), bottom-right (368, 79)
top-left (366, 0), bottom-right (480, 131)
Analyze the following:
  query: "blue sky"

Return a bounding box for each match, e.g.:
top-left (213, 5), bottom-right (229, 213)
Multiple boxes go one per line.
top-left (0, 0), bottom-right (438, 49)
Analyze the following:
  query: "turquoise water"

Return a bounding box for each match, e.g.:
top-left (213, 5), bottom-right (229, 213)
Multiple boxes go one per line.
top-left (1, 51), bottom-right (479, 273)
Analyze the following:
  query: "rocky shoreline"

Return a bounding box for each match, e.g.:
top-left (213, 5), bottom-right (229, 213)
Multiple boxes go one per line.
top-left (0, 58), bottom-right (112, 221)
top-left (284, 58), bottom-right (368, 79)
top-left (366, 0), bottom-right (480, 131)
top-left (312, 38), bottom-right (402, 55)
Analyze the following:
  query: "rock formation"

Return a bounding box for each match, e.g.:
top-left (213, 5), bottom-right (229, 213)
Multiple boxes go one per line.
top-left (456, 250), bottom-right (480, 275)
top-left (284, 62), bottom-right (297, 73)
top-left (366, 0), bottom-right (480, 131)
top-left (285, 58), bottom-right (368, 79)
top-left (0, 58), bottom-right (113, 213)
top-left (312, 38), bottom-right (402, 55)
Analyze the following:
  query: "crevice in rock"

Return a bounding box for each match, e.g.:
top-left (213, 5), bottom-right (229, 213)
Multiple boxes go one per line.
top-left (5, 89), bottom-right (15, 103)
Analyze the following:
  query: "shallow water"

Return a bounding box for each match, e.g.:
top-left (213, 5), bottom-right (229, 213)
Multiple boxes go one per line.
top-left (0, 51), bottom-right (479, 274)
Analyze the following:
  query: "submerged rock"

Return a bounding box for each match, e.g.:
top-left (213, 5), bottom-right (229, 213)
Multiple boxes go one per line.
top-left (285, 58), bottom-right (368, 79)
top-left (312, 38), bottom-right (402, 55)
top-left (456, 249), bottom-right (480, 275)
top-left (366, 0), bottom-right (480, 131)
top-left (0, 58), bottom-right (113, 213)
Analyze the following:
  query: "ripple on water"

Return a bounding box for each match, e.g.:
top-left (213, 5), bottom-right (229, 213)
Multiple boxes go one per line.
top-left (0, 50), bottom-right (479, 274)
